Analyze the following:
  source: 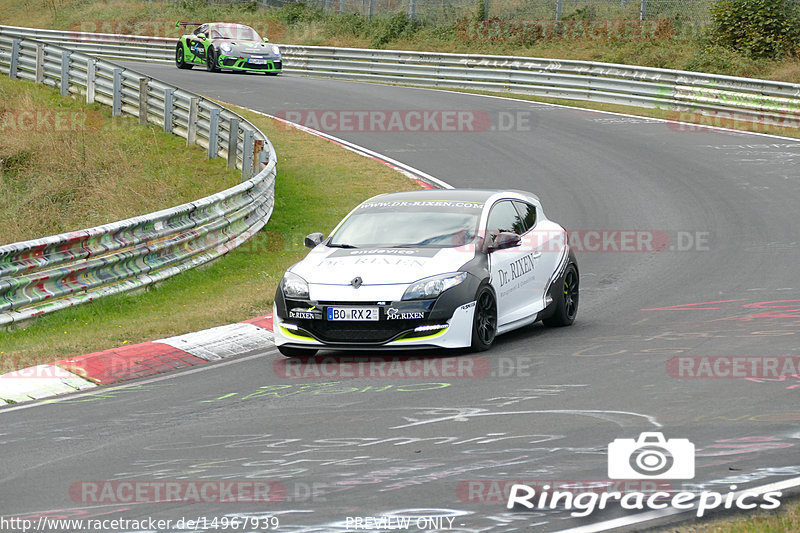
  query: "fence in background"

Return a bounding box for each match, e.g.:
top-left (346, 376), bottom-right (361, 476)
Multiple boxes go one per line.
top-left (4, 23), bottom-right (799, 135)
top-left (190, 0), bottom-right (715, 22)
top-left (0, 33), bottom-right (277, 327)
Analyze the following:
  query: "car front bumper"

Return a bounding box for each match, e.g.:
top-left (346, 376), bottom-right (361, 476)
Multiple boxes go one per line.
top-left (273, 274), bottom-right (483, 350)
top-left (219, 55), bottom-right (281, 72)
top-left (273, 301), bottom-right (475, 350)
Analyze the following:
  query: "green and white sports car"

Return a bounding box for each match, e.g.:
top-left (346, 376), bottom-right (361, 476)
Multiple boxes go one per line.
top-left (175, 22), bottom-right (281, 75)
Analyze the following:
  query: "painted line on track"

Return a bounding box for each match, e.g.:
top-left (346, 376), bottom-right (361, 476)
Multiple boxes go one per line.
top-left (0, 347), bottom-right (278, 414)
top-left (277, 74), bottom-right (800, 144)
top-left (239, 106), bottom-right (454, 190)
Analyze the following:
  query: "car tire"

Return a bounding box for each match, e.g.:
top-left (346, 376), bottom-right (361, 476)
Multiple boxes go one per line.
top-left (265, 71), bottom-right (279, 76)
top-left (206, 47), bottom-right (220, 72)
top-left (543, 263), bottom-right (579, 327)
top-left (175, 44), bottom-right (192, 69)
top-left (278, 345), bottom-right (318, 358)
top-left (471, 284), bottom-right (497, 352)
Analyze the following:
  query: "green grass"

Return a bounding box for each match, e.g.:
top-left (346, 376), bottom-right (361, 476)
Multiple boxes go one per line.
top-left (658, 497), bottom-right (800, 532)
top-left (0, 102), bottom-right (418, 371)
top-left (2, 0), bottom-right (800, 83)
top-left (0, 75), bottom-right (240, 243)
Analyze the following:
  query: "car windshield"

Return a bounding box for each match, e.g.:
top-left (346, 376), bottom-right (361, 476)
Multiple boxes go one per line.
top-left (328, 200), bottom-right (484, 248)
top-left (211, 24), bottom-right (261, 41)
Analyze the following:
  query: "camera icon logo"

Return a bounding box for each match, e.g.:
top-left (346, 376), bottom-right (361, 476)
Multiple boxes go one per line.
top-left (608, 432), bottom-right (695, 480)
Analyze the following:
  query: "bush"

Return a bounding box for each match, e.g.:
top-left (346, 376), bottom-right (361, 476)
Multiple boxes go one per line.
top-left (369, 12), bottom-right (418, 48)
top-left (708, 0), bottom-right (800, 59)
top-left (275, 2), bottom-right (324, 26)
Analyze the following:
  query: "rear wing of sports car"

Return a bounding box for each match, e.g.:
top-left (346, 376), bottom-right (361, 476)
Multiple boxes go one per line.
top-left (175, 21), bottom-right (204, 29)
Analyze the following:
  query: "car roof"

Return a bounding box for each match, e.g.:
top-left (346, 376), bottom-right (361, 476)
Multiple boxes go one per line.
top-left (366, 188), bottom-right (539, 204)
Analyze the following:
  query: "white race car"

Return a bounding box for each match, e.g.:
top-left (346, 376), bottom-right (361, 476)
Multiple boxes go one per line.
top-left (273, 189), bottom-right (578, 356)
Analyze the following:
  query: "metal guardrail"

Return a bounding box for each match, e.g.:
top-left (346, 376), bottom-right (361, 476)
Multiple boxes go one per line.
top-left (0, 33), bottom-right (277, 327)
top-left (2, 24), bottom-right (800, 130)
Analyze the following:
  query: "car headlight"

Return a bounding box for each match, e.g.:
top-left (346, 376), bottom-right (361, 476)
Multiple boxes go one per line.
top-left (271, 45), bottom-right (281, 56)
top-left (282, 271), bottom-right (309, 299)
top-left (402, 272), bottom-right (468, 301)
top-left (220, 43), bottom-right (233, 54)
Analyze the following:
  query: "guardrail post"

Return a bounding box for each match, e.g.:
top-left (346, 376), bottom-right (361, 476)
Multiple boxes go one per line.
top-left (409, 0), bottom-right (416, 19)
top-left (556, 0), bottom-right (562, 21)
top-left (35, 43), bottom-right (44, 84)
top-left (9, 39), bottom-right (20, 79)
top-left (138, 78), bottom-right (148, 126)
top-left (340, 0), bottom-right (345, 13)
top-left (60, 51), bottom-right (71, 96)
top-left (86, 59), bottom-right (96, 104)
top-left (253, 139), bottom-right (264, 175)
top-left (258, 147), bottom-right (269, 172)
top-left (640, 0), bottom-right (647, 20)
top-left (208, 108), bottom-right (220, 159)
top-left (187, 97), bottom-right (198, 146)
top-left (483, 0), bottom-right (489, 20)
top-left (368, 0), bottom-right (374, 18)
top-left (242, 129), bottom-right (254, 180)
top-left (112, 69), bottom-right (122, 116)
top-left (163, 88), bottom-right (175, 133)
top-left (227, 118), bottom-right (239, 170)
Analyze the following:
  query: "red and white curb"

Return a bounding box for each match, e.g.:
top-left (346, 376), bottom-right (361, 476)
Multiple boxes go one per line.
top-left (0, 315), bottom-right (274, 405)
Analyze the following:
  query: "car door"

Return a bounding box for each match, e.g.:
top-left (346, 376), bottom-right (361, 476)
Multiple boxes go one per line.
top-left (188, 24), bottom-right (208, 63)
top-left (512, 200), bottom-right (552, 317)
top-left (485, 200), bottom-right (534, 327)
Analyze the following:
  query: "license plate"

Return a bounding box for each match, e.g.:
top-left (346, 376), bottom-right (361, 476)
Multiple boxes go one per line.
top-left (249, 59), bottom-right (268, 65)
top-left (327, 307), bottom-right (379, 321)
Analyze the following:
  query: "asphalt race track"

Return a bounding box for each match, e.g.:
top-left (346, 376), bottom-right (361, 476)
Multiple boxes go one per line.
top-left (2, 65), bottom-right (800, 532)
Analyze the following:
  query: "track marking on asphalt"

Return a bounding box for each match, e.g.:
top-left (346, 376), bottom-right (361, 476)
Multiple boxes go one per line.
top-left (0, 347), bottom-right (278, 415)
top-left (391, 408), bottom-right (662, 429)
top-left (552, 475), bottom-right (800, 532)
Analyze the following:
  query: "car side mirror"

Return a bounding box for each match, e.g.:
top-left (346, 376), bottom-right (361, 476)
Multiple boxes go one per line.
top-left (304, 232), bottom-right (325, 248)
top-left (197, 33), bottom-right (207, 40)
top-left (263, 37), bottom-right (270, 42)
top-left (487, 231), bottom-right (521, 252)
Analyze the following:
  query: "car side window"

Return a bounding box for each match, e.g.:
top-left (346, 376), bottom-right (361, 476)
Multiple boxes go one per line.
top-left (513, 201), bottom-right (537, 233)
top-left (193, 25), bottom-right (207, 37)
top-left (486, 201), bottom-right (525, 237)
